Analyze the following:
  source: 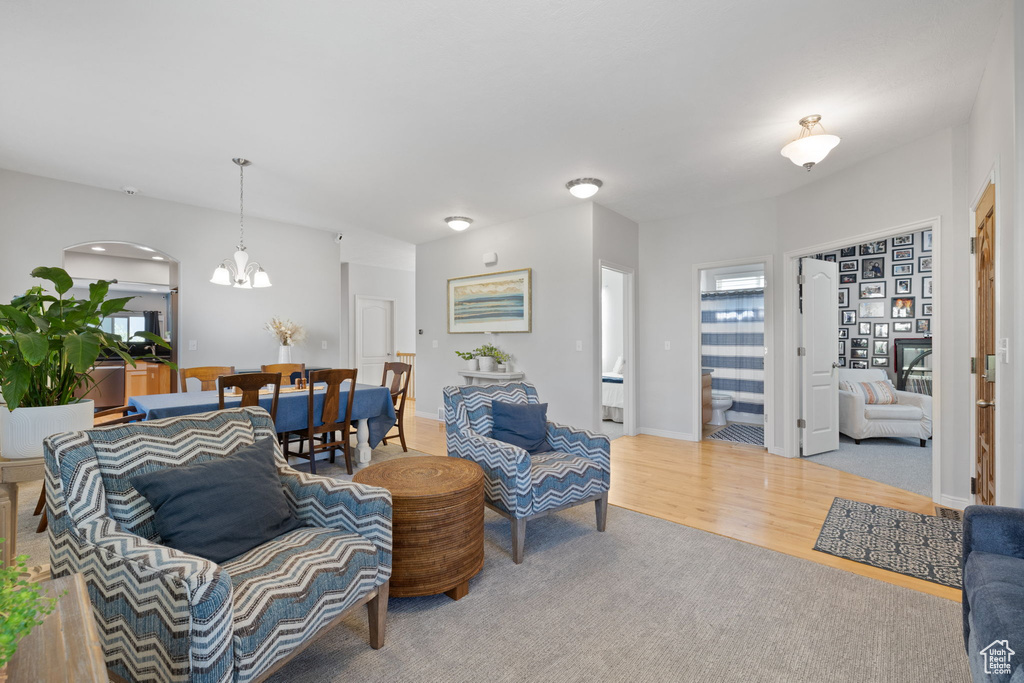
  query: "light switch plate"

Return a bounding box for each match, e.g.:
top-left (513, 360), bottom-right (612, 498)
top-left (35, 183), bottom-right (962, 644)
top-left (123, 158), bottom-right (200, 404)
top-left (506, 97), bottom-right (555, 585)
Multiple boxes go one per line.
top-left (321, 340), bottom-right (328, 350)
top-left (432, 340), bottom-right (438, 348)
top-left (575, 340), bottom-right (583, 352)
top-left (188, 340), bottom-right (197, 351)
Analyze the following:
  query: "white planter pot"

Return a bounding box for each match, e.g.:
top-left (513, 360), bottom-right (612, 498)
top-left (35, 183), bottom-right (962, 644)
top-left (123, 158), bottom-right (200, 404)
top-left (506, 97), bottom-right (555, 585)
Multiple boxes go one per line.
top-left (496, 363), bottom-right (508, 372)
top-left (0, 400), bottom-right (95, 460)
top-left (277, 345), bottom-right (293, 364)
top-left (477, 356), bottom-right (496, 372)
top-left (465, 358), bottom-right (479, 371)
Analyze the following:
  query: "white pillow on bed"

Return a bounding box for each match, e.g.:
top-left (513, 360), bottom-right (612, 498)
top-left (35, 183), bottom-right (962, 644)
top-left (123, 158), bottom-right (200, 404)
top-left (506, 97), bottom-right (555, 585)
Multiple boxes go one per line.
top-left (611, 356), bottom-right (625, 374)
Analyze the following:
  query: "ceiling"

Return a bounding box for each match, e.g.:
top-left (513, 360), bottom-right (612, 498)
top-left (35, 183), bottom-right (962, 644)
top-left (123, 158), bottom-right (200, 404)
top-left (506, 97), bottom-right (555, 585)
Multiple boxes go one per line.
top-left (0, 1), bottom-right (1005, 245)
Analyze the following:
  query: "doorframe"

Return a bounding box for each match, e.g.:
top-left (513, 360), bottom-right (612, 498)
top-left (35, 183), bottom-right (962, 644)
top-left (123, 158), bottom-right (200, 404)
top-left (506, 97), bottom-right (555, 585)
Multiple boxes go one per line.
top-left (598, 261), bottom-right (637, 436)
top-left (783, 217), bottom-right (941, 502)
top-left (692, 255), bottom-right (775, 451)
top-left (352, 295), bottom-right (397, 372)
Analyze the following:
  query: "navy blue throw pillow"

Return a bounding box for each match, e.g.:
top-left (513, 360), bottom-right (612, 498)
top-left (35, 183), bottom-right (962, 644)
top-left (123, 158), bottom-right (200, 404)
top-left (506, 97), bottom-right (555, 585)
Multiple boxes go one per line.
top-left (132, 437), bottom-right (303, 564)
top-left (491, 400), bottom-right (549, 454)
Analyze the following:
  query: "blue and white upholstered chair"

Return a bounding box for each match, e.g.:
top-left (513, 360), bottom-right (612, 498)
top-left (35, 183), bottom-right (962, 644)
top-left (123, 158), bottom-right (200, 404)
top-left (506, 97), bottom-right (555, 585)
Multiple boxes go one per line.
top-left (44, 407), bottom-right (392, 683)
top-left (444, 382), bottom-right (610, 563)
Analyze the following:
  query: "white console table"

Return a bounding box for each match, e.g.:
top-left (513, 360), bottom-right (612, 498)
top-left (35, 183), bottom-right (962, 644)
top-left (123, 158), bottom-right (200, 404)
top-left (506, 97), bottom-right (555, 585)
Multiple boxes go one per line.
top-left (457, 370), bottom-right (525, 386)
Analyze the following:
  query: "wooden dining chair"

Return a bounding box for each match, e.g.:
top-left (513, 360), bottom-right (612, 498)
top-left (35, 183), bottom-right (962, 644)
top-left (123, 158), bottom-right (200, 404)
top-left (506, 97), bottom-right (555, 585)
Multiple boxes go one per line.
top-left (291, 369), bottom-right (357, 475)
top-left (261, 363), bottom-right (306, 385)
top-left (180, 366), bottom-right (235, 392)
top-left (380, 362), bottom-right (412, 452)
top-left (36, 404), bottom-right (147, 534)
top-left (218, 372), bottom-right (282, 422)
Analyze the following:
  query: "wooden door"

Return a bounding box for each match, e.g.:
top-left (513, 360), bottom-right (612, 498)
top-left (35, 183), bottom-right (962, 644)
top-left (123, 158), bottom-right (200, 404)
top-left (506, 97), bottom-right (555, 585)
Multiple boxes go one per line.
top-left (800, 258), bottom-right (840, 455)
top-left (975, 183), bottom-right (996, 504)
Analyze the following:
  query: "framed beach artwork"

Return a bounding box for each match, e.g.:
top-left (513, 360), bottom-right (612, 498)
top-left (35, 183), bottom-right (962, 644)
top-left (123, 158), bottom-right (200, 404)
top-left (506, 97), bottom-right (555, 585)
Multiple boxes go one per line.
top-left (447, 268), bottom-right (532, 333)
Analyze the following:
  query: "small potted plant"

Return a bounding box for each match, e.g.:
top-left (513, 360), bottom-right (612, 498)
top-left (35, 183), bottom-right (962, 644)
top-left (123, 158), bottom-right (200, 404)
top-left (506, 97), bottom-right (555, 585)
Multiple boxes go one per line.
top-left (492, 348), bottom-right (512, 372)
top-left (455, 350), bottom-right (478, 371)
top-left (0, 544), bottom-right (58, 672)
top-left (473, 344), bottom-right (508, 372)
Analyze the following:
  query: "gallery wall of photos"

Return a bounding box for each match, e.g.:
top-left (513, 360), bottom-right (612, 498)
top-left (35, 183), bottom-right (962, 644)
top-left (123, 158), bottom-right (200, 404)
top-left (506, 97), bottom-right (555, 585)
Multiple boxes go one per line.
top-left (815, 227), bottom-right (933, 381)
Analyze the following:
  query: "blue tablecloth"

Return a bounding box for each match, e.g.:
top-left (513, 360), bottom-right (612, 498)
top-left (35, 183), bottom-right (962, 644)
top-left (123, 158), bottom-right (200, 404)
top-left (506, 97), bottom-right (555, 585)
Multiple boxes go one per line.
top-left (128, 384), bottom-right (397, 448)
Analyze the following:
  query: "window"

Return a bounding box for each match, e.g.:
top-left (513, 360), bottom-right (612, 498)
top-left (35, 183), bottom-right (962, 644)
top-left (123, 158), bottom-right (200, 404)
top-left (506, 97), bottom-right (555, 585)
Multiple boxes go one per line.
top-left (715, 274), bottom-right (765, 291)
top-left (99, 314), bottom-right (147, 341)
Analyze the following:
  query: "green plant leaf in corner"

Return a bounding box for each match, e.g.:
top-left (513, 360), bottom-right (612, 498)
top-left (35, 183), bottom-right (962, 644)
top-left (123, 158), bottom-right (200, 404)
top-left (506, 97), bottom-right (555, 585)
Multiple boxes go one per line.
top-left (100, 297), bottom-right (135, 317)
top-left (13, 332), bottom-right (48, 365)
top-left (30, 267), bottom-right (74, 295)
top-left (88, 280), bottom-right (110, 305)
top-left (63, 332), bottom-right (101, 373)
top-left (1, 363), bottom-right (31, 410)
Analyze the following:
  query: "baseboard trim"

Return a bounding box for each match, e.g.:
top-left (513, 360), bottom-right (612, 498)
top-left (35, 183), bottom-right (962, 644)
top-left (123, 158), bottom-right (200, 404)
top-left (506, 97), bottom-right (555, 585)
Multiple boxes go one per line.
top-left (639, 428), bottom-right (696, 442)
top-left (415, 410), bottom-right (441, 422)
top-left (768, 446), bottom-right (786, 457)
top-left (939, 494), bottom-right (971, 511)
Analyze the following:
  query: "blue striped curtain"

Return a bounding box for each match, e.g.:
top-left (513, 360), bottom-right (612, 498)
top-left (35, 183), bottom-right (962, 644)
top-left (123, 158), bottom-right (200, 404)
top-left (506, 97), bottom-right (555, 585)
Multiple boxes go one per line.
top-left (700, 289), bottom-right (765, 417)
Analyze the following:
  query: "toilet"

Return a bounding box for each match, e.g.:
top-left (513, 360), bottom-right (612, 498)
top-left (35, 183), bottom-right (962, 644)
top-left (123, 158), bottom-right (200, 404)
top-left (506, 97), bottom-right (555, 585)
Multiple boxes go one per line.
top-left (710, 393), bottom-right (733, 426)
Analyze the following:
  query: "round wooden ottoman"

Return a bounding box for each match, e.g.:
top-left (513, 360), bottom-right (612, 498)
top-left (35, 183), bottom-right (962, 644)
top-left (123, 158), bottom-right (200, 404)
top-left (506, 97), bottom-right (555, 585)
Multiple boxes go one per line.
top-left (353, 456), bottom-right (484, 600)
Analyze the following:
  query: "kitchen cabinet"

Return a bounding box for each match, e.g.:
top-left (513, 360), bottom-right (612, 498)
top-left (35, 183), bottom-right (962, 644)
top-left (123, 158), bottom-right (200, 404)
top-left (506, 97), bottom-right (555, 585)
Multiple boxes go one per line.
top-left (124, 361), bottom-right (171, 403)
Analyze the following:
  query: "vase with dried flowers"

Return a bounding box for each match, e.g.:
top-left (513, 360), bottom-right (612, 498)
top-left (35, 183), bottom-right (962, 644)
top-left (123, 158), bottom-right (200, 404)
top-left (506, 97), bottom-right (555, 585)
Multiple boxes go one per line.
top-left (264, 317), bottom-right (306, 364)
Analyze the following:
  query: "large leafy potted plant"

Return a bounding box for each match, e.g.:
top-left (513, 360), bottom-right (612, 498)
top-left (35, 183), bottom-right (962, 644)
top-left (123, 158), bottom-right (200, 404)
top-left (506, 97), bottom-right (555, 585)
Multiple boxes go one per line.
top-left (0, 267), bottom-right (171, 459)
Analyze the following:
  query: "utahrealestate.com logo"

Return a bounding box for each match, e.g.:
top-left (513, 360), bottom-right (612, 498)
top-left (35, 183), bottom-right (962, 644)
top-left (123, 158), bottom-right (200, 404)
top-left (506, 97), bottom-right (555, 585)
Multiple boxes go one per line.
top-left (980, 640), bottom-right (1015, 675)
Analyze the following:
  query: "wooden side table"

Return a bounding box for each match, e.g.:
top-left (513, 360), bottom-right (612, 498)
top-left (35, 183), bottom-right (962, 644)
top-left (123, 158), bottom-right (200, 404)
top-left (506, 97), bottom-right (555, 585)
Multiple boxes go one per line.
top-left (354, 456), bottom-right (484, 600)
top-left (0, 459), bottom-right (46, 569)
top-left (7, 573), bottom-right (107, 682)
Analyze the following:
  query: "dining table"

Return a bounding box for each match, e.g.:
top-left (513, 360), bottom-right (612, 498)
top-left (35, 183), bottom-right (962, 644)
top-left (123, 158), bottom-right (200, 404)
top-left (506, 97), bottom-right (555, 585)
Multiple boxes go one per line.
top-left (128, 383), bottom-right (397, 466)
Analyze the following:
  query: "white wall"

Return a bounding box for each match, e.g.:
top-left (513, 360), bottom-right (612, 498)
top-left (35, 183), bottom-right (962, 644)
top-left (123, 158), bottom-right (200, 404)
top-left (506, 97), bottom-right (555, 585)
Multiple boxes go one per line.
top-left (343, 262), bottom-right (416, 366)
top-left (416, 204), bottom-right (597, 427)
top-left (0, 169), bottom-right (344, 370)
top-left (63, 251), bottom-right (171, 285)
top-left (601, 269), bottom-right (624, 372)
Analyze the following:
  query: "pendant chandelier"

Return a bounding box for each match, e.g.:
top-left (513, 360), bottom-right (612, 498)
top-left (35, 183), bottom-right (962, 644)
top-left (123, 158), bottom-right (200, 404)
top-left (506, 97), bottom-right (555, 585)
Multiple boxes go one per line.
top-left (210, 158), bottom-right (272, 289)
top-left (780, 115), bottom-right (841, 171)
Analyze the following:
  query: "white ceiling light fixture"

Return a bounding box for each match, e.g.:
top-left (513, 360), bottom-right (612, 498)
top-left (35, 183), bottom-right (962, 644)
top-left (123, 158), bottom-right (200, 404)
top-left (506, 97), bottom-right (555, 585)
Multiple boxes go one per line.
top-left (210, 158), bottom-right (272, 289)
top-left (780, 115), bottom-right (841, 171)
top-left (566, 178), bottom-right (603, 199)
top-left (445, 216), bottom-right (473, 232)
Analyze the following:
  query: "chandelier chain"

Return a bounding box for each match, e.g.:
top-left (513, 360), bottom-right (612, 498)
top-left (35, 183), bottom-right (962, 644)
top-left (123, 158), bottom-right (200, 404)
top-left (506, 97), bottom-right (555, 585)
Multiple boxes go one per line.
top-left (238, 163), bottom-right (245, 248)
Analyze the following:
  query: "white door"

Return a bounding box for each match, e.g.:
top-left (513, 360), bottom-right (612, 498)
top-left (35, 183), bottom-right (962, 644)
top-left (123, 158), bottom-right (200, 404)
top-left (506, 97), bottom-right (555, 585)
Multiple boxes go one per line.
top-left (355, 297), bottom-right (394, 385)
top-left (800, 257), bottom-right (839, 455)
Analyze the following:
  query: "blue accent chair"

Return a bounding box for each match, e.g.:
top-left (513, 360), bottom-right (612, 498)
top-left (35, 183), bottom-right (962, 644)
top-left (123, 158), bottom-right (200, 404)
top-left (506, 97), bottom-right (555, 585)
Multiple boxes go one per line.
top-left (443, 382), bottom-right (610, 563)
top-left (44, 407), bottom-right (392, 683)
top-left (962, 505), bottom-right (1024, 682)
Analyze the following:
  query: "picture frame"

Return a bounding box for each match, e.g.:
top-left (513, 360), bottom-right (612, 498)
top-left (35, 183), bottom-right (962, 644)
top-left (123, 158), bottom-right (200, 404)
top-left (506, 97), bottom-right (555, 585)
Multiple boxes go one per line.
top-left (851, 337), bottom-right (868, 349)
top-left (892, 234), bottom-right (914, 247)
top-left (859, 240), bottom-right (887, 255)
top-left (840, 246), bottom-right (856, 257)
top-left (850, 360), bottom-right (868, 369)
top-left (892, 247), bottom-right (914, 261)
top-left (894, 278), bottom-right (911, 294)
top-left (922, 303), bottom-right (933, 316)
top-left (892, 263), bottom-right (913, 276)
top-left (840, 273), bottom-right (857, 284)
top-left (871, 357), bottom-right (889, 367)
top-left (837, 357), bottom-right (847, 368)
top-left (841, 310), bottom-right (856, 325)
top-left (859, 282), bottom-right (885, 299)
top-left (851, 349), bottom-right (868, 359)
top-left (858, 322), bottom-right (871, 335)
top-left (838, 288), bottom-right (849, 307)
top-left (891, 296), bottom-right (915, 318)
top-left (873, 340), bottom-right (889, 355)
top-left (859, 301), bottom-right (885, 318)
top-left (922, 276), bottom-right (933, 299)
top-left (861, 258), bottom-right (884, 279)
top-left (838, 340), bottom-right (846, 355)
top-left (922, 229), bottom-right (932, 252)
top-left (918, 255), bottom-right (933, 272)
top-left (823, 254), bottom-right (837, 263)
top-left (917, 318), bottom-right (931, 333)
top-left (838, 328), bottom-right (849, 339)
top-left (840, 260), bottom-right (859, 272)
top-left (873, 323), bottom-right (889, 339)
top-left (893, 321), bottom-right (913, 333)
top-left (447, 268), bottom-right (532, 333)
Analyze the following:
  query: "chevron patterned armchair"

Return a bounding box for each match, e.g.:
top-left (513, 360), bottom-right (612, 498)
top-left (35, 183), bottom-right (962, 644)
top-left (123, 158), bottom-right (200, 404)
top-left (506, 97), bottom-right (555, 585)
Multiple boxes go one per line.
top-left (43, 407), bottom-right (392, 683)
top-left (443, 382), bottom-right (610, 563)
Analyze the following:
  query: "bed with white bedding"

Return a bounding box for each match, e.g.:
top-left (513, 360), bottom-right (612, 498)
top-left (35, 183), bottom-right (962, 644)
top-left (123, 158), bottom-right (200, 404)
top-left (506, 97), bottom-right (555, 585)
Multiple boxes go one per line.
top-left (602, 372), bottom-right (624, 422)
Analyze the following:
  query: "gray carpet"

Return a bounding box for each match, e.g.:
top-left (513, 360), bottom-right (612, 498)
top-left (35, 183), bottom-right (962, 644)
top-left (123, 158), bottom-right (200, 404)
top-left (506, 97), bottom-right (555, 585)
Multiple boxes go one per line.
top-left (805, 435), bottom-right (932, 497)
top-left (599, 419), bottom-right (624, 440)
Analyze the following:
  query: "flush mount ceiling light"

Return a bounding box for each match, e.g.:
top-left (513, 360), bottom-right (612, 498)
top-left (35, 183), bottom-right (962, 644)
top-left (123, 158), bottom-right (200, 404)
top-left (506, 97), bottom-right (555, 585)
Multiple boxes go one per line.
top-left (780, 115), bottom-right (841, 171)
top-left (566, 178), bottom-right (603, 199)
top-left (211, 158), bottom-right (271, 289)
top-left (445, 216), bottom-right (473, 231)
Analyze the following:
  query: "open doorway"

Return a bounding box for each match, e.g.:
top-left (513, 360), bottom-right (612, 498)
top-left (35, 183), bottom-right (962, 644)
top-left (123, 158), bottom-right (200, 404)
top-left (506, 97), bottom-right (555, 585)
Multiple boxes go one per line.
top-left (599, 263), bottom-right (635, 439)
top-left (696, 261), bottom-right (769, 448)
top-left (785, 220), bottom-right (939, 500)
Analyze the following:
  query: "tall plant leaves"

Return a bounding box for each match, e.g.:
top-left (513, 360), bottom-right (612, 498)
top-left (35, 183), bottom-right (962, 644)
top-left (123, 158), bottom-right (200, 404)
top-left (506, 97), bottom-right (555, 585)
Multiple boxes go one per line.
top-left (63, 332), bottom-right (101, 373)
top-left (1, 363), bottom-right (30, 409)
top-left (30, 267), bottom-right (74, 295)
top-left (13, 333), bottom-right (47, 365)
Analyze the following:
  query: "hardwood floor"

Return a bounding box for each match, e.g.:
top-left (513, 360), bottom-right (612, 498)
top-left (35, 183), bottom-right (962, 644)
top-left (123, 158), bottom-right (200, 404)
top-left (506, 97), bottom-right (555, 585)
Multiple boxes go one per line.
top-left (401, 400), bottom-right (959, 602)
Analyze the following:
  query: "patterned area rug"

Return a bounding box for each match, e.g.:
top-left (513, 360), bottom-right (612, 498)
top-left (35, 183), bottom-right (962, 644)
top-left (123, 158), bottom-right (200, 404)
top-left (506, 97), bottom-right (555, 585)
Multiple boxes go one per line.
top-left (813, 498), bottom-right (963, 589)
top-left (705, 423), bottom-right (764, 446)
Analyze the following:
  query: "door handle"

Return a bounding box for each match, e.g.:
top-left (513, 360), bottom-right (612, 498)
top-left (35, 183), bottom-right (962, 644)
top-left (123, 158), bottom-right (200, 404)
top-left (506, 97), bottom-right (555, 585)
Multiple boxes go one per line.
top-left (977, 400), bottom-right (995, 408)
top-left (831, 361), bottom-right (839, 376)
